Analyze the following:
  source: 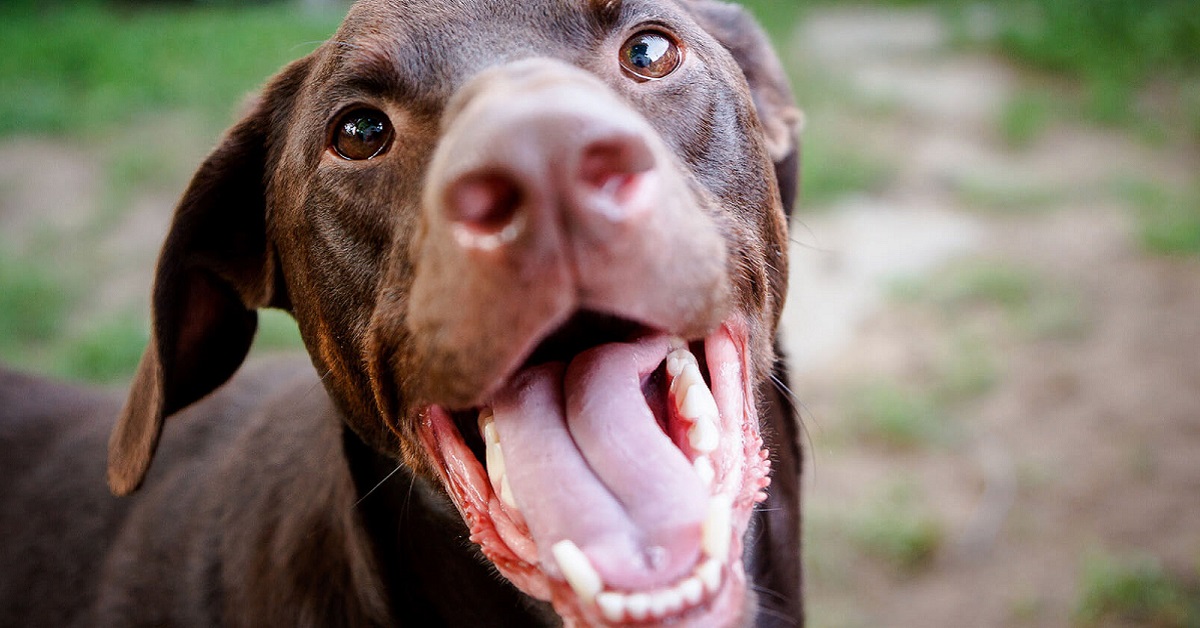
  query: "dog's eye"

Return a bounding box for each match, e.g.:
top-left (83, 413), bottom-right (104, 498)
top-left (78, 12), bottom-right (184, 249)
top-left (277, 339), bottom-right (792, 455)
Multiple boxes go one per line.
top-left (619, 30), bottom-right (682, 81)
top-left (331, 108), bottom-right (394, 160)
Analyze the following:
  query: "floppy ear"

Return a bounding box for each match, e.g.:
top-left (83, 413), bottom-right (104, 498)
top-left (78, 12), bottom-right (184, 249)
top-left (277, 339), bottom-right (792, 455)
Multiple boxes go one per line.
top-left (683, 0), bottom-right (803, 215)
top-left (107, 57), bottom-right (312, 496)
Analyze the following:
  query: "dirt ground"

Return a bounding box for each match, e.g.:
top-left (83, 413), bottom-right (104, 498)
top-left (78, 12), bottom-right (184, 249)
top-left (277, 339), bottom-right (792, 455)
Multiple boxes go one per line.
top-left (1, 5), bottom-right (1197, 627)
top-left (783, 8), bottom-right (1200, 628)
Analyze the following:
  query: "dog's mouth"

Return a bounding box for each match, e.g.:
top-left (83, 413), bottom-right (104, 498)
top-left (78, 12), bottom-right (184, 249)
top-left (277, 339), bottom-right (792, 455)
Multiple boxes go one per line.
top-left (418, 312), bottom-right (770, 627)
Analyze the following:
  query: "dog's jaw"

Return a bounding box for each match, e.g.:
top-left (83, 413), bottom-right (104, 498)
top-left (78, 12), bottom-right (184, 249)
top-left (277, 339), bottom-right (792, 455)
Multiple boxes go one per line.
top-left (418, 319), bottom-right (770, 627)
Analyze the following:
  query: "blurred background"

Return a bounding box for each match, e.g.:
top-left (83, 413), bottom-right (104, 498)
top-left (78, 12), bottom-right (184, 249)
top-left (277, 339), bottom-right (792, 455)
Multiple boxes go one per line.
top-left (0, 0), bottom-right (1197, 625)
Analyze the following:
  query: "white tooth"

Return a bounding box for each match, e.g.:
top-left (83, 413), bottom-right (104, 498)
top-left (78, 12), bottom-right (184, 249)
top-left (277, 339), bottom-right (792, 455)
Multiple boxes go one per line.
top-left (482, 417), bottom-right (506, 492)
top-left (696, 558), bottom-right (722, 594)
top-left (671, 362), bottom-right (704, 402)
top-left (499, 474), bottom-right (519, 510)
top-left (702, 494), bottom-right (733, 559)
top-left (551, 540), bottom-right (603, 604)
top-left (596, 592), bottom-right (625, 623)
top-left (647, 591), bottom-right (670, 618)
top-left (666, 355), bottom-right (684, 379)
top-left (679, 577), bottom-right (704, 605)
top-left (688, 415), bottom-right (720, 453)
top-left (679, 382), bottom-right (719, 422)
top-left (626, 593), bottom-right (651, 621)
top-left (668, 336), bottom-right (688, 352)
top-left (651, 588), bottom-right (683, 617)
top-left (693, 456), bottom-right (715, 487)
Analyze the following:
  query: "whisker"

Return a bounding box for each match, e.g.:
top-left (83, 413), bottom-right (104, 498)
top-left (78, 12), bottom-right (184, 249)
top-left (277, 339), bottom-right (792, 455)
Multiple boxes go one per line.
top-left (354, 464), bottom-right (403, 508)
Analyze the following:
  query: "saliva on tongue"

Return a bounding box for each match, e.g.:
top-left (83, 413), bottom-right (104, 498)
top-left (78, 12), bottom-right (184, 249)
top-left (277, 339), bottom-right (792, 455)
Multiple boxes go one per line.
top-left (491, 335), bottom-right (707, 591)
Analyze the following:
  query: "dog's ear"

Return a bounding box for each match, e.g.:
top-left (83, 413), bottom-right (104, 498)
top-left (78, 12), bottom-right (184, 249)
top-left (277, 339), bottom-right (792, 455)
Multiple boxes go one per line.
top-left (683, 0), bottom-right (803, 214)
top-left (107, 57), bottom-right (312, 496)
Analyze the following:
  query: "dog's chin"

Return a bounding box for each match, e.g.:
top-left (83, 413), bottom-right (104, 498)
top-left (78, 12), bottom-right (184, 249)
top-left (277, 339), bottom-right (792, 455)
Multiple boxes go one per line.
top-left (417, 316), bottom-right (770, 627)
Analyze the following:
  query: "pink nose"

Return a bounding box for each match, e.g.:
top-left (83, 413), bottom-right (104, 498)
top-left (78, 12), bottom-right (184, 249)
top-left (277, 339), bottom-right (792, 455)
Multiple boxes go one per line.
top-left (439, 113), bottom-right (657, 251)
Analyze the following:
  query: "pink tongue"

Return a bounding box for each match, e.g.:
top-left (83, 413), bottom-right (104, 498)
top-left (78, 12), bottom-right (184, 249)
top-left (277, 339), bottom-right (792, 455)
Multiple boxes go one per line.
top-left (491, 336), bottom-right (706, 590)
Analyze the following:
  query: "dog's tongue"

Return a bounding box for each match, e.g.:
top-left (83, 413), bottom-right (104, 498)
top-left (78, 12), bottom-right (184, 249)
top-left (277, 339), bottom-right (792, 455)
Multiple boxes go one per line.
top-left (491, 336), bottom-right (706, 590)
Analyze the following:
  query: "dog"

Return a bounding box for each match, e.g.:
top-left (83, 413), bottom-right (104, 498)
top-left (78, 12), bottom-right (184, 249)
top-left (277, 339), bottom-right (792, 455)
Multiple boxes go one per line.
top-left (0, 0), bottom-right (802, 625)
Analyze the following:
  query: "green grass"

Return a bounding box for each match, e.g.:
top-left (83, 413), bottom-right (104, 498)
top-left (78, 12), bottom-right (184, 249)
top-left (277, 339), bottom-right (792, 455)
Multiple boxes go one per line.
top-left (1074, 552), bottom-right (1200, 627)
top-left (0, 2), bottom-right (343, 138)
top-left (997, 89), bottom-right (1056, 149)
top-left (992, 0), bottom-right (1200, 126)
top-left (952, 175), bottom-right (1063, 215)
top-left (844, 381), bottom-right (947, 449)
top-left (1121, 180), bottom-right (1200, 256)
top-left (0, 252), bottom-right (73, 356)
top-left (849, 482), bottom-right (944, 573)
top-left (55, 315), bottom-right (150, 383)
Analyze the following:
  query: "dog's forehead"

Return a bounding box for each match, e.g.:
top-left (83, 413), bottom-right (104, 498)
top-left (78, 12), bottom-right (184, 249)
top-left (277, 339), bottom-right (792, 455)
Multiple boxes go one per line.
top-left (323, 0), bottom-right (704, 102)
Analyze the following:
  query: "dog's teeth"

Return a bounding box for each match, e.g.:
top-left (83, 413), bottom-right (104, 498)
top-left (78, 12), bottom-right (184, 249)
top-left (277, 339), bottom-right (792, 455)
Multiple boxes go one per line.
top-left (596, 592), bottom-right (625, 623)
top-left (679, 381), bottom-right (719, 423)
top-left (551, 540), bottom-right (603, 604)
top-left (499, 474), bottom-right (518, 510)
top-left (693, 456), bottom-right (715, 487)
top-left (679, 576), bottom-right (704, 605)
top-left (687, 414), bottom-right (719, 453)
top-left (666, 346), bottom-right (697, 378)
top-left (668, 336), bottom-right (688, 352)
top-left (696, 558), bottom-right (722, 594)
top-left (702, 494), bottom-right (733, 559)
top-left (481, 417), bottom-right (507, 492)
top-left (649, 588), bottom-right (684, 618)
top-left (626, 592), bottom-right (651, 621)
top-left (670, 361), bottom-right (703, 399)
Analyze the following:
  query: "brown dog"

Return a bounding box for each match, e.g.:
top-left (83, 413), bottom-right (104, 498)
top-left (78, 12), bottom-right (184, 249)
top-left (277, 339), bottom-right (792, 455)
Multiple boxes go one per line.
top-left (0, 0), bottom-right (802, 625)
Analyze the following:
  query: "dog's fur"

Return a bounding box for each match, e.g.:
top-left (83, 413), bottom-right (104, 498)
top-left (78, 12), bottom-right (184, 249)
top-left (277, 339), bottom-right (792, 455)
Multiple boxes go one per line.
top-left (0, 0), bottom-right (802, 625)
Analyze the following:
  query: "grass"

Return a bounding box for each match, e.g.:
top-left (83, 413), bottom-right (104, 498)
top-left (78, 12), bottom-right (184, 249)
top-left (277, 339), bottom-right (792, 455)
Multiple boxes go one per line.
top-left (0, 252), bottom-right (73, 358)
top-left (951, 175), bottom-right (1062, 215)
top-left (0, 1), bottom-right (343, 138)
top-left (849, 482), bottom-right (944, 573)
top-left (1120, 180), bottom-right (1200, 257)
top-left (894, 260), bottom-right (1091, 343)
top-left (1074, 552), bottom-right (1200, 627)
top-left (844, 381), bottom-right (947, 449)
top-left (997, 89), bottom-right (1056, 150)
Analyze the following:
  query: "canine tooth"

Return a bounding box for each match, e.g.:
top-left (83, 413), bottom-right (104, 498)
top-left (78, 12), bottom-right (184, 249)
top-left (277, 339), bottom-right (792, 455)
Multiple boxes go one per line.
top-left (693, 456), bottom-right (715, 487)
top-left (626, 593), bottom-right (651, 621)
top-left (696, 558), bottom-right (722, 594)
top-left (679, 577), bottom-right (704, 605)
top-left (499, 474), bottom-right (519, 510)
top-left (551, 540), bottom-right (603, 604)
top-left (702, 495), bottom-right (733, 559)
top-left (596, 592), bottom-right (625, 623)
top-left (483, 423), bottom-right (507, 491)
top-left (688, 415), bottom-right (719, 453)
top-left (679, 383), bottom-right (719, 423)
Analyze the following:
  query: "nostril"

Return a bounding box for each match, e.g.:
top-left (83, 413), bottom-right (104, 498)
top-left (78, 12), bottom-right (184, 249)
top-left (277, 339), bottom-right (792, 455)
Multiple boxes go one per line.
top-left (446, 171), bottom-right (525, 247)
top-left (578, 137), bottom-right (655, 205)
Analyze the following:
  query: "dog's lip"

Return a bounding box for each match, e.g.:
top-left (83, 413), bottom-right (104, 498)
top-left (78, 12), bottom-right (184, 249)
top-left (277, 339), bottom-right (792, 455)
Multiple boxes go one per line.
top-left (417, 319), bottom-right (769, 627)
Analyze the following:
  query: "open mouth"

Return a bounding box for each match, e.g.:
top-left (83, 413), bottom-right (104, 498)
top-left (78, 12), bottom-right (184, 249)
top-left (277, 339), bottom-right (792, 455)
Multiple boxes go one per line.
top-left (418, 313), bottom-right (771, 627)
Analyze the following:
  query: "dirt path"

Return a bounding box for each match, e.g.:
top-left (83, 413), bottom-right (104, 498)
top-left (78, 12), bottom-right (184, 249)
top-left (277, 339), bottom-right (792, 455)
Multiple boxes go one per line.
top-left (782, 8), bottom-right (1200, 627)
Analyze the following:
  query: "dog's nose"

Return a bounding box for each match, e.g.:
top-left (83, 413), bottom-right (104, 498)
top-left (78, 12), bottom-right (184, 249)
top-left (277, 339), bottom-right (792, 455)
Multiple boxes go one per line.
top-left (439, 114), bottom-right (657, 252)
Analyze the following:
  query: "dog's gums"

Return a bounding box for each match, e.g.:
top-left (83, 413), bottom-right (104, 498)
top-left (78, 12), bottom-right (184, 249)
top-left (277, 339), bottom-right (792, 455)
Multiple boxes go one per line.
top-left (422, 321), bottom-right (769, 626)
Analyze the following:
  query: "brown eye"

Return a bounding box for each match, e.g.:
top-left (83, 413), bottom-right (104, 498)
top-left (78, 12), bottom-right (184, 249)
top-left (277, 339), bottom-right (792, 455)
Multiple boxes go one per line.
top-left (331, 108), bottom-right (393, 160)
top-left (619, 30), bottom-right (682, 80)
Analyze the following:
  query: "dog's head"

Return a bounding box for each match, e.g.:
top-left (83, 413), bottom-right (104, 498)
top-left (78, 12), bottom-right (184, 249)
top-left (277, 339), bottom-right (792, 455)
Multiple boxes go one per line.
top-left (108, 0), bottom-right (800, 625)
